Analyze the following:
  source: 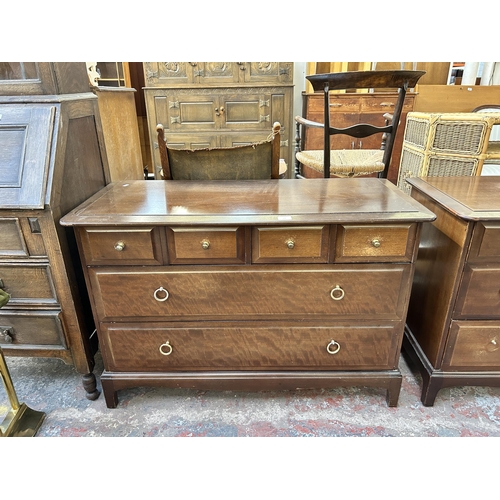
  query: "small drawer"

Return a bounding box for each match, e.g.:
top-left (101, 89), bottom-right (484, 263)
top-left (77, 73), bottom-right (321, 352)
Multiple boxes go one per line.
top-left (0, 264), bottom-right (58, 306)
top-left (443, 321), bottom-right (500, 370)
top-left (99, 321), bottom-right (399, 372)
top-left (166, 227), bottom-right (246, 264)
top-left (0, 219), bottom-right (28, 257)
top-left (469, 222), bottom-right (500, 261)
top-left (79, 227), bottom-right (164, 266)
top-left (335, 223), bottom-right (416, 262)
top-left (454, 265), bottom-right (500, 319)
top-left (0, 310), bottom-right (66, 347)
top-left (252, 226), bottom-right (329, 263)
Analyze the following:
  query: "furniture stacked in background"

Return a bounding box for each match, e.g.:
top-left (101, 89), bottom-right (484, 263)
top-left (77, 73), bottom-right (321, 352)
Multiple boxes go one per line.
top-left (60, 178), bottom-right (434, 408)
top-left (142, 62), bottom-right (294, 179)
top-left (397, 112), bottom-right (500, 194)
top-left (404, 176), bottom-right (500, 406)
top-left (0, 62), bottom-right (112, 399)
top-left (294, 70), bottom-right (425, 180)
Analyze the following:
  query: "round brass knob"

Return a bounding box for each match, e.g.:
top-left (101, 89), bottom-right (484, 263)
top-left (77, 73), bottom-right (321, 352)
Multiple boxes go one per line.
top-left (326, 340), bottom-right (341, 355)
top-left (286, 239), bottom-right (295, 249)
top-left (371, 239), bottom-right (381, 248)
top-left (154, 286), bottom-right (169, 302)
top-left (201, 240), bottom-right (210, 250)
top-left (159, 341), bottom-right (173, 356)
top-left (330, 285), bottom-right (345, 301)
top-left (114, 241), bottom-right (125, 251)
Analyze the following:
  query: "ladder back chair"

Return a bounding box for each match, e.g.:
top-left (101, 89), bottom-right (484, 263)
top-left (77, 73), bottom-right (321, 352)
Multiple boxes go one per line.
top-left (294, 70), bottom-right (426, 179)
top-left (156, 122), bottom-right (282, 180)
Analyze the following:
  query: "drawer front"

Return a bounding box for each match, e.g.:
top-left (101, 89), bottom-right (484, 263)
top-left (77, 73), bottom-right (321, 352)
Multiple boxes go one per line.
top-left (99, 321), bottom-right (400, 372)
top-left (469, 222), bottom-right (500, 261)
top-left (0, 310), bottom-right (66, 347)
top-left (0, 218), bottom-right (28, 257)
top-left (443, 321), bottom-right (500, 370)
top-left (335, 224), bottom-right (416, 262)
top-left (252, 226), bottom-right (329, 263)
top-left (454, 265), bottom-right (500, 319)
top-left (166, 227), bottom-right (246, 264)
top-left (89, 264), bottom-right (410, 321)
top-left (79, 227), bottom-right (164, 265)
top-left (307, 96), bottom-right (359, 114)
top-left (360, 95), bottom-right (414, 113)
top-left (0, 264), bottom-right (57, 305)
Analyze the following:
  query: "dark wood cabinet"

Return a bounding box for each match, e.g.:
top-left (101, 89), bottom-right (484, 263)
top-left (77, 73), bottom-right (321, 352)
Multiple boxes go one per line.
top-left (61, 178), bottom-right (434, 408)
top-left (404, 176), bottom-right (500, 406)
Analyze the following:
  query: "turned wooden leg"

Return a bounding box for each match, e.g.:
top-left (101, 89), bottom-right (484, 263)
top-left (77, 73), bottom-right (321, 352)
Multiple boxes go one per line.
top-left (82, 372), bottom-right (100, 401)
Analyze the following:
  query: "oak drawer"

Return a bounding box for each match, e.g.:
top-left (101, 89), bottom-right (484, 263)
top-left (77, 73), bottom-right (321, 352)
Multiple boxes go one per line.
top-left (99, 321), bottom-right (400, 372)
top-left (0, 310), bottom-right (66, 347)
top-left (166, 227), bottom-right (245, 264)
top-left (469, 222), bottom-right (500, 261)
top-left (0, 263), bottom-right (58, 306)
top-left (443, 321), bottom-right (500, 370)
top-left (0, 219), bottom-right (28, 257)
top-left (89, 264), bottom-right (411, 322)
top-left (252, 226), bottom-right (329, 263)
top-left (335, 223), bottom-right (416, 262)
top-left (79, 227), bottom-right (164, 266)
top-left (454, 265), bottom-right (500, 319)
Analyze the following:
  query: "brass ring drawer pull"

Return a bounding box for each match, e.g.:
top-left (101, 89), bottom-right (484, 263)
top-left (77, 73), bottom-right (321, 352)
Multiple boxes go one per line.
top-left (326, 340), bottom-right (341, 355)
top-left (114, 241), bottom-right (125, 251)
top-left (154, 286), bottom-right (169, 302)
top-left (286, 239), bottom-right (295, 249)
top-left (159, 341), bottom-right (173, 356)
top-left (371, 239), bottom-right (381, 248)
top-left (201, 240), bottom-right (210, 250)
top-left (330, 285), bottom-right (345, 301)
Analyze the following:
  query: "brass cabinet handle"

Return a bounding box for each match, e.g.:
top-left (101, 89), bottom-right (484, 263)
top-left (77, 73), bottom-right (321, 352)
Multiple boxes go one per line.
top-left (330, 285), bottom-right (345, 301)
top-left (286, 239), bottom-right (295, 249)
top-left (154, 286), bottom-right (169, 302)
top-left (114, 241), bottom-right (125, 251)
top-left (326, 340), bottom-right (341, 355)
top-left (380, 102), bottom-right (395, 107)
top-left (201, 240), bottom-right (210, 250)
top-left (371, 239), bottom-right (381, 248)
top-left (159, 341), bottom-right (173, 356)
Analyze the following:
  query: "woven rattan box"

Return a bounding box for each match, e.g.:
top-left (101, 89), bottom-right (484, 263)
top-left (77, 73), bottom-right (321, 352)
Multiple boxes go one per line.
top-left (397, 112), bottom-right (500, 193)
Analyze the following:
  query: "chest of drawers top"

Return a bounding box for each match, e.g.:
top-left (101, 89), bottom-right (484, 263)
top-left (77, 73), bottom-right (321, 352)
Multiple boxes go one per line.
top-left (60, 178), bottom-right (435, 227)
top-left (407, 176), bottom-right (500, 221)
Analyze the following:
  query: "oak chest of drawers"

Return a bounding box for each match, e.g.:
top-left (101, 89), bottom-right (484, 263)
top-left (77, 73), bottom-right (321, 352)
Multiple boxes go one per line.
top-left (60, 178), bottom-right (434, 408)
top-left (404, 176), bottom-right (500, 406)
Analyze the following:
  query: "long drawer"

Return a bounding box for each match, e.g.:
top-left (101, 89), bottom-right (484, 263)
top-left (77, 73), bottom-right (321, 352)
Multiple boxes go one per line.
top-left (100, 321), bottom-right (401, 372)
top-left (0, 263), bottom-right (58, 306)
top-left (88, 264), bottom-right (411, 321)
top-left (0, 310), bottom-right (66, 347)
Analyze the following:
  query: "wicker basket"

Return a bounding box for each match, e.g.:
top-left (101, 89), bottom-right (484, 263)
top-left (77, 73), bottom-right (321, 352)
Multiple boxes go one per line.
top-left (397, 112), bottom-right (500, 193)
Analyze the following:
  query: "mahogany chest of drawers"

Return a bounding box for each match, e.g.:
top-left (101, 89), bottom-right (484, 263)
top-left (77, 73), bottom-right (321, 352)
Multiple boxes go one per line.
top-left (60, 178), bottom-right (434, 408)
top-left (404, 176), bottom-right (500, 406)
